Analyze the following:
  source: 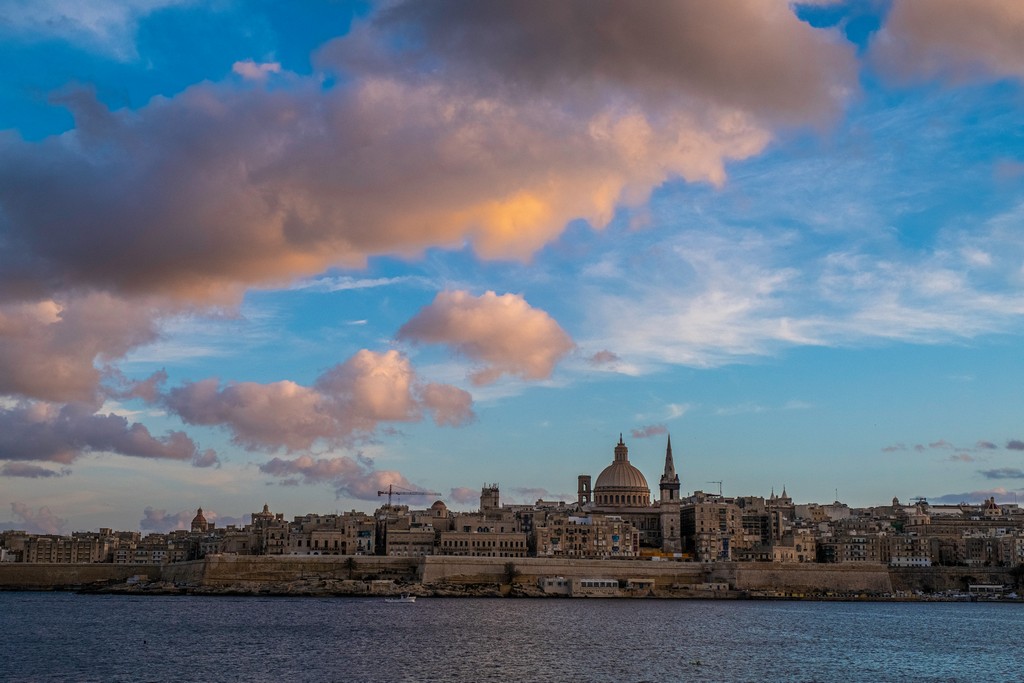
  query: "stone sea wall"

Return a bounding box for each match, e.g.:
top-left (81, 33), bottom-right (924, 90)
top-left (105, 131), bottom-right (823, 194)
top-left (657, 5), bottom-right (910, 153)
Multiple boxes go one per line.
top-left (710, 561), bottom-right (893, 594)
top-left (1, 557), bottom-right (1017, 598)
top-left (0, 562), bottom-right (161, 589)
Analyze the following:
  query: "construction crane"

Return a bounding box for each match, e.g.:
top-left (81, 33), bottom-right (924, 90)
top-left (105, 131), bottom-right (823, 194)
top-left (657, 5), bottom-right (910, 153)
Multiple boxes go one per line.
top-left (707, 480), bottom-right (723, 497)
top-left (377, 484), bottom-right (440, 508)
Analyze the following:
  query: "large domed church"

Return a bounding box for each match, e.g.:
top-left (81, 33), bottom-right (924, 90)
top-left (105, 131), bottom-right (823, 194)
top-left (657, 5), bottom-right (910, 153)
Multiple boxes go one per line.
top-left (577, 434), bottom-right (680, 551)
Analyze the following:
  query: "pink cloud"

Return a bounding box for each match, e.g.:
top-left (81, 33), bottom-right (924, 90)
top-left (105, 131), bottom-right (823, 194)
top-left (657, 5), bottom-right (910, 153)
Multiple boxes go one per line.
top-left (0, 294), bottom-right (160, 403)
top-left (588, 350), bottom-right (620, 366)
top-left (0, 2), bottom-right (856, 304)
top-left (448, 487), bottom-right (479, 506)
top-left (315, 349), bottom-right (421, 423)
top-left (231, 60), bottom-right (281, 81)
top-left (872, 1), bottom-right (1024, 84)
top-left (398, 291), bottom-right (575, 385)
top-left (9, 502), bottom-right (67, 535)
top-left (0, 401), bottom-right (214, 465)
top-left (139, 507), bottom-right (194, 533)
top-left (631, 425), bottom-right (667, 439)
top-left (259, 454), bottom-right (425, 501)
top-left (419, 383), bottom-right (474, 427)
top-left (166, 378), bottom-right (338, 452)
top-left (163, 349), bottom-right (473, 451)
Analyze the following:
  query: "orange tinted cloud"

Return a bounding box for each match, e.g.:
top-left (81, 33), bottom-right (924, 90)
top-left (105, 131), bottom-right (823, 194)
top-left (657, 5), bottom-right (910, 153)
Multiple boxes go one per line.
top-left (398, 291), bottom-right (575, 385)
top-left (259, 454), bottom-right (422, 501)
top-left (163, 349), bottom-right (473, 451)
top-left (0, 2), bottom-right (853, 303)
top-left (0, 294), bottom-right (160, 403)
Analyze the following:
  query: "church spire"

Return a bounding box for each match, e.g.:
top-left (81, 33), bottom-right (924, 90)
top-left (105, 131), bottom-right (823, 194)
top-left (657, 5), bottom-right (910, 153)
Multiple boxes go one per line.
top-left (659, 434), bottom-right (679, 500)
top-left (663, 434), bottom-right (676, 480)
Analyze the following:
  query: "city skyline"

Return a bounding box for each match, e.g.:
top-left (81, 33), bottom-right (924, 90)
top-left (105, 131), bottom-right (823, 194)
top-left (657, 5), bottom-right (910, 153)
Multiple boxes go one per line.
top-left (2, 1), bottom-right (1024, 534)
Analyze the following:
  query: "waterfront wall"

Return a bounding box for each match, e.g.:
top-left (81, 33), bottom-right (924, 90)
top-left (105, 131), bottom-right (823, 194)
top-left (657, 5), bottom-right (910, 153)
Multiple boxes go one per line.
top-left (163, 555), bottom-right (419, 588)
top-left (2, 557), bottom-right (1016, 596)
top-left (710, 562), bottom-right (893, 594)
top-left (421, 556), bottom-right (709, 586)
top-left (0, 562), bottom-right (161, 589)
top-left (889, 566), bottom-right (1015, 593)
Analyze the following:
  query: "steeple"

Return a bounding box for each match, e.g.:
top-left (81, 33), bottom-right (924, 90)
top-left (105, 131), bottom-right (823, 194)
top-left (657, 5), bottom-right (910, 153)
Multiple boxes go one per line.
top-left (659, 434), bottom-right (680, 501)
top-left (658, 434), bottom-right (682, 554)
top-left (663, 434), bottom-right (676, 480)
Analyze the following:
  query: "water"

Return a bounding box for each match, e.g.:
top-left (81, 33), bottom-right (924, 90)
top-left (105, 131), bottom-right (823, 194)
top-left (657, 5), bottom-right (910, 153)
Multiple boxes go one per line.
top-left (2, 593), bottom-right (1022, 682)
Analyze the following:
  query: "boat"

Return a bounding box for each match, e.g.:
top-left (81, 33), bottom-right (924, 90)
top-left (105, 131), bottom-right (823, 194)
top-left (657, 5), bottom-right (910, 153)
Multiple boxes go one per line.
top-left (385, 593), bottom-right (416, 603)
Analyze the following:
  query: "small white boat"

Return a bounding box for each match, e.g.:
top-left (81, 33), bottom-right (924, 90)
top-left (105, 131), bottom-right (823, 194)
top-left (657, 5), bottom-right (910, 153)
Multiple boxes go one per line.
top-left (385, 593), bottom-right (416, 603)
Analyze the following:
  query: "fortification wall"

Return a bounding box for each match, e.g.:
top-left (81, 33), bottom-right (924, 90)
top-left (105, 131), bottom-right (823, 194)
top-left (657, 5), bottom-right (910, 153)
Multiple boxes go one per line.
top-left (0, 563), bottom-right (161, 589)
top-left (712, 562), bottom-right (893, 593)
top-left (888, 566), bottom-right (1014, 593)
top-left (421, 556), bottom-right (708, 586)
top-left (173, 555), bottom-right (419, 587)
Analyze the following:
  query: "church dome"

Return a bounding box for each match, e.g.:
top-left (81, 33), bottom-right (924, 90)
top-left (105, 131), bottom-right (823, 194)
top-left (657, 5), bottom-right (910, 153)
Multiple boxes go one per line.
top-left (191, 507), bottom-right (208, 532)
top-left (593, 436), bottom-right (650, 507)
top-left (595, 461), bottom-right (649, 490)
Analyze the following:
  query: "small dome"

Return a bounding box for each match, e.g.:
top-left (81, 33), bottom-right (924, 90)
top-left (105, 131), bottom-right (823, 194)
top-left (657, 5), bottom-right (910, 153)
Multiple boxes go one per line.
top-left (191, 507), bottom-right (208, 532)
top-left (430, 500), bottom-right (447, 510)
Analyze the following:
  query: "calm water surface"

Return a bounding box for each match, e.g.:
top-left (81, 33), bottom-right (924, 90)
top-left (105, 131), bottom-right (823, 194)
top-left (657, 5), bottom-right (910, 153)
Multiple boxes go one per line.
top-left (2, 592), bottom-right (1022, 682)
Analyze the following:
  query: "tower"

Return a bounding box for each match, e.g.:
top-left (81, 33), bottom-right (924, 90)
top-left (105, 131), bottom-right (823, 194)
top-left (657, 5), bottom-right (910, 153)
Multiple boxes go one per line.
top-left (578, 475), bottom-right (592, 506)
top-left (659, 435), bottom-right (682, 553)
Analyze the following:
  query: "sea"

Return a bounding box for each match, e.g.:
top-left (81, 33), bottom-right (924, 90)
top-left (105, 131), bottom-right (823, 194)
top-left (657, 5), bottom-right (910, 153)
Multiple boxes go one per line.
top-left (2, 592), bottom-right (1022, 683)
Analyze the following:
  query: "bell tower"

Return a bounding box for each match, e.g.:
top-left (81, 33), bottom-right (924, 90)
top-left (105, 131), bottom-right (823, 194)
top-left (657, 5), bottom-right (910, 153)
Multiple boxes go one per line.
top-left (659, 436), bottom-right (681, 553)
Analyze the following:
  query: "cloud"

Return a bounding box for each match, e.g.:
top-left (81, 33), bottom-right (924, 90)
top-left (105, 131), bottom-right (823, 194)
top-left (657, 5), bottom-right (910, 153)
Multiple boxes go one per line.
top-left (949, 454), bottom-right (975, 463)
top-left (8, 502), bottom-right (67, 534)
top-left (882, 443), bottom-right (907, 453)
top-left (0, 400), bottom-right (214, 465)
top-left (716, 403), bottom-right (767, 416)
top-left (1007, 440), bottom-right (1024, 451)
top-left (448, 487), bottom-right (479, 506)
top-left (507, 487), bottom-right (559, 504)
top-left (0, 294), bottom-right (160, 403)
top-left (0, 1), bottom-right (858, 305)
top-left (871, 1), bottom-right (1024, 84)
top-left (0, 463), bottom-right (71, 478)
top-left (930, 488), bottom-right (1018, 505)
top-left (976, 440), bottom-right (998, 450)
top-left (139, 507), bottom-right (194, 533)
top-left (630, 425), bottom-right (667, 439)
top-left (419, 383), bottom-right (475, 427)
top-left (0, 0), bottom-right (196, 59)
top-left (162, 349), bottom-right (472, 451)
top-left (344, 0), bottom-right (855, 126)
top-left (928, 440), bottom-right (954, 450)
top-left (979, 468), bottom-right (1024, 480)
top-left (588, 350), bottom-right (620, 366)
top-left (578, 203), bottom-right (1024, 372)
top-left (398, 291), bottom-right (575, 385)
top-left (259, 454), bottom-right (424, 501)
top-left (232, 60), bottom-right (282, 82)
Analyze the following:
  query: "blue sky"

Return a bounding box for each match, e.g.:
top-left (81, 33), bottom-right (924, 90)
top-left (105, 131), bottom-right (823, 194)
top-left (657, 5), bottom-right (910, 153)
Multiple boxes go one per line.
top-left (2, 0), bottom-right (1024, 534)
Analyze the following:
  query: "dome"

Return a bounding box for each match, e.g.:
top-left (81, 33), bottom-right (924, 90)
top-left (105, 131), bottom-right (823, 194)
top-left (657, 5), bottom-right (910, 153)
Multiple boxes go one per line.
top-left (593, 436), bottom-right (650, 507)
top-left (595, 461), bottom-right (649, 490)
top-left (430, 500), bottom-right (447, 511)
top-left (190, 507), bottom-right (208, 532)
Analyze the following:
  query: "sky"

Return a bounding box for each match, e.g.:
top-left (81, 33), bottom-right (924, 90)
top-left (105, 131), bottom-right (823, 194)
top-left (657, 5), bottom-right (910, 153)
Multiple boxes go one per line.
top-left (2, 0), bottom-right (1024, 535)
